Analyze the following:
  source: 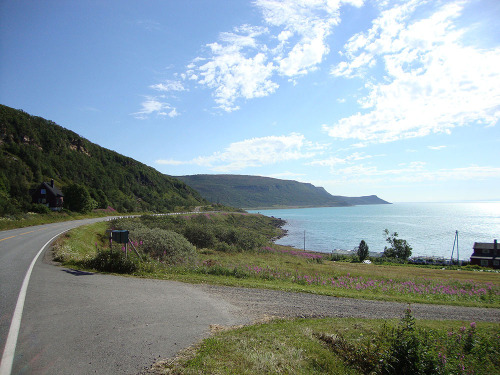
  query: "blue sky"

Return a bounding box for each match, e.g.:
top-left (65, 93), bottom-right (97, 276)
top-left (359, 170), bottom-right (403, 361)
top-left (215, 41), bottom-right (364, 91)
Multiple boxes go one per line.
top-left (1, 0), bottom-right (499, 202)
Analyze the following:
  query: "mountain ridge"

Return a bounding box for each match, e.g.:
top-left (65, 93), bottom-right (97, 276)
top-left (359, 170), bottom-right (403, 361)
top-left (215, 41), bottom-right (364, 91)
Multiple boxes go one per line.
top-left (177, 174), bottom-right (390, 209)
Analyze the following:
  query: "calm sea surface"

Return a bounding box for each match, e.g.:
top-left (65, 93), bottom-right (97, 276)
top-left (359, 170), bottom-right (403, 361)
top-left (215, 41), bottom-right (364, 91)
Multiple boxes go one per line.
top-left (249, 202), bottom-right (500, 261)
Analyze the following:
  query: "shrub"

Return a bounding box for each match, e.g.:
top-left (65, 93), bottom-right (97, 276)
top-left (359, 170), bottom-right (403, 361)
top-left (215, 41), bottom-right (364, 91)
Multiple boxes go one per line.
top-left (131, 226), bottom-right (197, 265)
top-left (317, 308), bottom-right (500, 375)
top-left (182, 223), bottom-right (215, 249)
top-left (380, 307), bottom-right (437, 374)
top-left (85, 249), bottom-right (137, 274)
top-left (30, 203), bottom-right (51, 214)
top-left (234, 229), bottom-right (266, 251)
top-left (214, 241), bottom-right (235, 252)
top-left (328, 253), bottom-right (353, 262)
top-left (110, 218), bottom-right (148, 233)
top-left (213, 226), bottom-right (238, 245)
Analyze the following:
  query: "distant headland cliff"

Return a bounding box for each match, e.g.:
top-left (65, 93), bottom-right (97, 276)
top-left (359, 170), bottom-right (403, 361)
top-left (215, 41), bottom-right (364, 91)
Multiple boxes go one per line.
top-left (177, 174), bottom-right (390, 209)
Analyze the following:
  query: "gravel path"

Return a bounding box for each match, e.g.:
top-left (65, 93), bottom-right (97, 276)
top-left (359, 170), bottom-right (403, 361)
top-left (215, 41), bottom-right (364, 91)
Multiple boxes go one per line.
top-left (196, 284), bottom-right (500, 323)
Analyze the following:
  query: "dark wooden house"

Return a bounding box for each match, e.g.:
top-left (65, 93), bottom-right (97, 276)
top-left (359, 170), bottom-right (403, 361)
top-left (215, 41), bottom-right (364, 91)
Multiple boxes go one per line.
top-left (469, 240), bottom-right (499, 269)
top-left (31, 179), bottom-right (64, 211)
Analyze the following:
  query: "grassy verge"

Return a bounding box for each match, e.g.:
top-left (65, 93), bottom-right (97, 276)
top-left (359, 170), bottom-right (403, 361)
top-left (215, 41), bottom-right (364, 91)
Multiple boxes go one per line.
top-left (52, 221), bottom-right (110, 264)
top-left (154, 312), bottom-right (499, 374)
top-left (52, 215), bottom-right (499, 308)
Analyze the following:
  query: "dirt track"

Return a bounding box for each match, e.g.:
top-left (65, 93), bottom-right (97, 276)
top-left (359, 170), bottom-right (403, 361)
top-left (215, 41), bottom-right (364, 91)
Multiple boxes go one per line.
top-left (197, 284), bottom-right (500, 323)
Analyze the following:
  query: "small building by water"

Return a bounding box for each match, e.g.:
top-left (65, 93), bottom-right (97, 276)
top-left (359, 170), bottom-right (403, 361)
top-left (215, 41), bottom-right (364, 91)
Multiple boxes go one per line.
top-left (469, 240), bottom-right (499, 269)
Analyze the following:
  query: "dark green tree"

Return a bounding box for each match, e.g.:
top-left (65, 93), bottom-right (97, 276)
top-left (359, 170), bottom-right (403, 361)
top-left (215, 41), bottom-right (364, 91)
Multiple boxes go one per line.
top-left (383, 229), bottom-right (412, 260)
top-left (357, 240), bottom-right (369, 262)
top-left (63, 184), bottom-right (97, 213)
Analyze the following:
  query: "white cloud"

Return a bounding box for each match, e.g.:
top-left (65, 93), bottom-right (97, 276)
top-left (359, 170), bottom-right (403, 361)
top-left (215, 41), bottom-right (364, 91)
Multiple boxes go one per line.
top-left (192, 25), bottom-right (278, 112)
top-left (132, 96), bottom-right (179, 119)
top-left (256, 0), bottom-right (363, 76)
top-left (326, 0), bottom-right (500, 143)
top-left (428, 145), bottom-right (446, 150)
top-left (325, 162), bottom-right (500, 184)
top-left (183, 0), bottom-right (364, 111)
top-left (156, 159), bottom-right (188, 166)
top-left (156, 133), bottom-right (317, 171)
top-left (308, 151), bottom-right (373, 167)
top-left (150, 80), bottom-right (187, 92)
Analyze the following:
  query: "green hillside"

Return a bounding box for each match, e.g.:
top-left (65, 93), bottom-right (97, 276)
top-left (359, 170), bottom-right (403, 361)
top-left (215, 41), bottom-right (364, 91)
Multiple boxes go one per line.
top-left (177, 174), bottom-right (390, 209)
top-left (0, 105), bottom-right (205, 214)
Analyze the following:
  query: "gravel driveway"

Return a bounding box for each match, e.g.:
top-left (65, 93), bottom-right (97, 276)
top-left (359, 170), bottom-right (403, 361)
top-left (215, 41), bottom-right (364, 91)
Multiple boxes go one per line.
top-left (196, 284), bottom-right (500, 323)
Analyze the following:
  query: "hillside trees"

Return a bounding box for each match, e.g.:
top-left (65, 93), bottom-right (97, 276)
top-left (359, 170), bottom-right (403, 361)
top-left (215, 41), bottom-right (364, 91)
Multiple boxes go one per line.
top-left (0, 104), bottom-right (206, 214)
top-left (63, 184), bottom-right (97, 213)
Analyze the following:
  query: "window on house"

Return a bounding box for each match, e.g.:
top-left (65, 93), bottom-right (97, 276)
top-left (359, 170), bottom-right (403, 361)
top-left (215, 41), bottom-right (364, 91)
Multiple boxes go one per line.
top-left (481, 259), bottom-right (489, 266)
top-left (494, 260), bottom-right (499, 266)
top-left (41, 189), bottom-right (46, 195)
top-left (482, 248), bottom-right (490, 254)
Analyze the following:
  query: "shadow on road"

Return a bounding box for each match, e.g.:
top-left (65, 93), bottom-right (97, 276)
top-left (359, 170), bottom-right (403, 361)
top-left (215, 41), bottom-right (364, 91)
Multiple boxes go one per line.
top-left (62, 269), bottom-right (94, 276)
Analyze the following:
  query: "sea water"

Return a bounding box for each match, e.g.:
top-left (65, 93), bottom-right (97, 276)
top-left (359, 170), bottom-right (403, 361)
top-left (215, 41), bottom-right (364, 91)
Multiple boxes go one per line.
top-left (249, 202), bottom-right (500, 260)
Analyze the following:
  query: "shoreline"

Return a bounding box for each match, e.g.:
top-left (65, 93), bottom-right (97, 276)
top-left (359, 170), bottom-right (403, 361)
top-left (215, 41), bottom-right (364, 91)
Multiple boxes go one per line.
top-left (246, 202), bottom-right (392, 211)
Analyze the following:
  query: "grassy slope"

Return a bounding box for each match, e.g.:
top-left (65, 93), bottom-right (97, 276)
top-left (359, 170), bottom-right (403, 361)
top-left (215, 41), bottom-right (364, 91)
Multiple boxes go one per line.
top-left (156, 318), bottom-right (499, 375)
top-left (158, 317), bottom-right (500, 375)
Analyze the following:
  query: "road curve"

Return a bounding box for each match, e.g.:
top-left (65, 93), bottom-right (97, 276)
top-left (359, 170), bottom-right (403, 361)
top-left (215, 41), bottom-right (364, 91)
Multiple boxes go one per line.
top-left (0, 219), bottom-right (248, 374)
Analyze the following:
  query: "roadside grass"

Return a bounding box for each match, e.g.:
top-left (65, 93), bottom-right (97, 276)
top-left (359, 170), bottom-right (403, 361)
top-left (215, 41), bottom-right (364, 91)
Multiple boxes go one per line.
top-left (52, 221), bottom-right (109, 264)
top-left (53, 218), bottom-right (500, 308)
top-left (155, 315), bottom-right (500, 375)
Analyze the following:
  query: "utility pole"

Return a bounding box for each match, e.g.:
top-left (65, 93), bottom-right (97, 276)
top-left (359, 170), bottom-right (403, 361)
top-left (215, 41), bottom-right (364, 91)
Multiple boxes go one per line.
top-left (451, 230), bottom-right (459, 265)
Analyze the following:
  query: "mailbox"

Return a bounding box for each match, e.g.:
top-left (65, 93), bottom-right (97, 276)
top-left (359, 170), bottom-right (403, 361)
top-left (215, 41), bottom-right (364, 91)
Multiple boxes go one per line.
top-left (111, 230), bottom-right (129, 244)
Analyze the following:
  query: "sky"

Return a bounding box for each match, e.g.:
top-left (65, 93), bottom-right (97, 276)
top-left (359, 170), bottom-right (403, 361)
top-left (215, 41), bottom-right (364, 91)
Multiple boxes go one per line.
top-left (1, 0), bottom-right (499, 203)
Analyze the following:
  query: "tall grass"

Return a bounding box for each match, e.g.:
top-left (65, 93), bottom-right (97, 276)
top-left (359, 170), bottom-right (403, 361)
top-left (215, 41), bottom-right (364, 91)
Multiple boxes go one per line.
top-left (158, 312), bottom-right (500, 375)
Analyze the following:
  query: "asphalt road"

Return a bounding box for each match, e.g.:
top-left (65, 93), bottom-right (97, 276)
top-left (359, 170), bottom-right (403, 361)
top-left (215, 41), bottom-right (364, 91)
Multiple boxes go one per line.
top-left (0, 219), bottom-right (248, 374)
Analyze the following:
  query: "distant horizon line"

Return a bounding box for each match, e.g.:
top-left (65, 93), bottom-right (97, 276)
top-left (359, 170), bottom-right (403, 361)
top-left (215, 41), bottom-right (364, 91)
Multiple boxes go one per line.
top-left (388, 200), bottom-right (500, 204)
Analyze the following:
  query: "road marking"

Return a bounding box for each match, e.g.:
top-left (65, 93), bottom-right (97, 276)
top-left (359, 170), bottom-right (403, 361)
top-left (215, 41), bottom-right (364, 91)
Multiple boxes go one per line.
top-left (0, 228), bottom-right (47, 242)
top-left (0, 229), bottom-right (69, 375)
top-left (0, 236), bottom-right (16, 242)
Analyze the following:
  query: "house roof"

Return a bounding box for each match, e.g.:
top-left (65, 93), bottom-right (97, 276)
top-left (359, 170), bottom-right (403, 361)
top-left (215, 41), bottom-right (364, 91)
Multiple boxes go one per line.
top-left (473, 242), bottom-right (498, 250)
top-left (40, 181), bottom-right (64, 197)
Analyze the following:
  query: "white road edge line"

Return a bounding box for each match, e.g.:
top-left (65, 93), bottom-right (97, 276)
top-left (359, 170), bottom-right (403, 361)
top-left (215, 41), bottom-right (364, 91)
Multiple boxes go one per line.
top-left (0, 229), bottom-right (70, 375)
